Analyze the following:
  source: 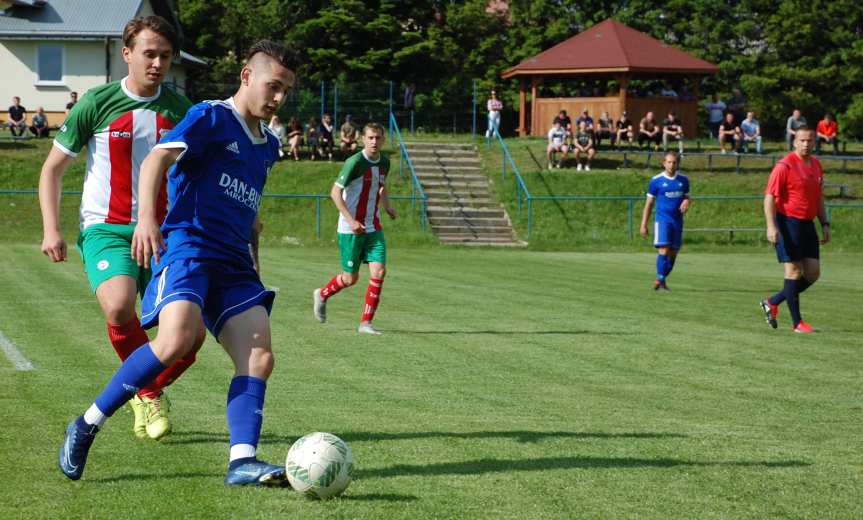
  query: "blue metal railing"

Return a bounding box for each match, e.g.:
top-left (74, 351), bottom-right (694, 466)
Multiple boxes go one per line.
top-left (486, 122), bottom-right (534, 236)
top-left (388, 112), bottom-right (429, 229)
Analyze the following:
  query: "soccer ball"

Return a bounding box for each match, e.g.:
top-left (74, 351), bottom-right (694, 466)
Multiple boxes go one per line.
top-left (286, 432), bottom-right (355, 499)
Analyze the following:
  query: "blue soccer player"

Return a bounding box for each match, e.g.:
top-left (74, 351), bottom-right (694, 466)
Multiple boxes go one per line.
top-left (639, 152), bottom-right (691, 290)
top-left (58, 40), bottom-right (295, 486)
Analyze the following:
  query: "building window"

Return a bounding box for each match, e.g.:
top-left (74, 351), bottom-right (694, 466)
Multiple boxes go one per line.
top-left (37, 44), bottom-right (63, 83)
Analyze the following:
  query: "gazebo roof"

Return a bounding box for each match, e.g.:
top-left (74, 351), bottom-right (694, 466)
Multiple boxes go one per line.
top-left (501, 19), bottom-right (718, 79)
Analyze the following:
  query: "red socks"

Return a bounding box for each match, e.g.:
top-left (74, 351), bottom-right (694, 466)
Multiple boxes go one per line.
top-left (106, 316), bottom-right (201, 400)
top-left (320, 275), bottom-right (346, 299)
top-left (361, 277), bottom-right (384, 323)
top-left (106, 317), bottom-right (149, 361)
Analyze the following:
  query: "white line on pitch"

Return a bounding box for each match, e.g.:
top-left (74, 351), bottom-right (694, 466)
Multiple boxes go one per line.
top-left (0, 330), bottom-right (33, 371)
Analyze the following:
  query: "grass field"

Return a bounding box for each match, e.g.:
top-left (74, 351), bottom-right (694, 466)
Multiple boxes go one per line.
top-left (1, 244), bottom-right (861, 519)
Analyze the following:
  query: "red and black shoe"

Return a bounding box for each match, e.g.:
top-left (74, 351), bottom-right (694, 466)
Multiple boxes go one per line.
top-left (793, 320), bottom-right (815, 334)
top-left (759, 299), bottom-right (778, 329)
top-left (653, 279), bottom-right (669, 291)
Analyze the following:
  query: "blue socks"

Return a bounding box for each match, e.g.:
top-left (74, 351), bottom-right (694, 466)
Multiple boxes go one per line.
top-left (93, 343), bottom-right (167, 417)
top-left (656, 254), bottom-right (675, 281)
top-left (227, 376), bottom-right (267, 449)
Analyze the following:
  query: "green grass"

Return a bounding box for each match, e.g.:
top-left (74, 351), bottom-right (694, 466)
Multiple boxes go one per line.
top-left (0, 244), bottom-right (860, 518)
top-left (479, 137), bottom-right (863, 251)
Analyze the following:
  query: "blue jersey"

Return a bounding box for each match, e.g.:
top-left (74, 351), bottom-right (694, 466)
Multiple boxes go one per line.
top-left (647, 172), bottom-right (689, 224)
top-left (153, 98), bottom-right (279, 271)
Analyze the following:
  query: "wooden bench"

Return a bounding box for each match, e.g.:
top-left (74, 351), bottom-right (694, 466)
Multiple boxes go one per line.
top-left (687, 227), bottom-right (762, 241)
top-left (0, 134), bottom-right (34, 148)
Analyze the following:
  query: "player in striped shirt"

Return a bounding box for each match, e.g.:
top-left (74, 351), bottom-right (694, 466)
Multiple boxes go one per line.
top-left (313, 123), bottom-right (397, 335)
top-left (38, 16), bottom-right (204, 440)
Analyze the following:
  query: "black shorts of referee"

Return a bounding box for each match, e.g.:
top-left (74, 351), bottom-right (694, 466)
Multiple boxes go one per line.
top-left (774, 212), bottom-right (819, 263)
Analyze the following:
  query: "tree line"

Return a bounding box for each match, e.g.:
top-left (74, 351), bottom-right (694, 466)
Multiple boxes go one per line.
top-left (177, 0), bottom-right (863, 138)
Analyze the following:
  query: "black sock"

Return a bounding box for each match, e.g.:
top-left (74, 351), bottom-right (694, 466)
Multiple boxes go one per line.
top-left (796, 278), bottom-right (812, 294)
top-left (768, 289), bottom-right (785, 306)
top-left (784, 278), bottom-right (802, 326)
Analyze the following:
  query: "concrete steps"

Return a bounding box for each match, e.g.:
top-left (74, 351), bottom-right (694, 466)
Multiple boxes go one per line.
top-left (405, 141), bottom-right (523, 247)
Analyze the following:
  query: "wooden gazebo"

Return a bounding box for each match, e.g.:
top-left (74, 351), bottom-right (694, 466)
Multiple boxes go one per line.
top-left (501, 19), bottom-right (719, 137)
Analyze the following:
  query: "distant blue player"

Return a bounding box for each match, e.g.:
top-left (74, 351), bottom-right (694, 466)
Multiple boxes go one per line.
top-left (639, 152), bottom-right (691, 290)
top-left (58, 40), bottom-right (295, 486)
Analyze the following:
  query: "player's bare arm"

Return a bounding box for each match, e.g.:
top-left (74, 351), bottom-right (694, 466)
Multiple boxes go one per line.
top-left (640, 196), bottom-right (655, 236)
top-left (680, 197), bottom-right (691, 215)
top-left (763, 193), bottom-right (779, 244)
top-left (38, 147), bottom-right (75, 262)
top-left (818, 194), bottom-right (831, 244)
top-left (330, 183), bottom-right (364, 233)
top-left (380, 184), bottom-right (397, 220)
top-left (132, 147), bottom-right (182, 267)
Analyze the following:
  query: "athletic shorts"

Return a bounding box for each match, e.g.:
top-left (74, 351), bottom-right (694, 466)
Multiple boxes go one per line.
top-left (774, 213), bottom-right (819, 263)
top-left (338, 230), bottom-right (386, 273)
top-left (654, 220), bottom-right (683, 250)
top-left (547, 143), bottom-right (567, 153)
top-left (77, 223), bottom-right (150, 295)
top-left (140, 258), bottom-right (275, 338)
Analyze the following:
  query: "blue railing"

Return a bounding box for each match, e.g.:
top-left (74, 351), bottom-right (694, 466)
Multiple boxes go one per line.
top-left (388, 112), bottom-right (429, 229)
top-left (486, 122), bottom-right (534, 236)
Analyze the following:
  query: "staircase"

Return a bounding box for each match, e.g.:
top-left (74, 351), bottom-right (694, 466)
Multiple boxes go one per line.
top-left (405, 142), bottom-right (523, 246)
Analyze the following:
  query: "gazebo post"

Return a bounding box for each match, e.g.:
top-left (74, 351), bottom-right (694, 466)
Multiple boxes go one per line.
top-left (530, 78), bottom-right (539, 137)
top-left (618, 74), bottom-right (629, 117)
top-left (518, 77), bottom-right (527, 136)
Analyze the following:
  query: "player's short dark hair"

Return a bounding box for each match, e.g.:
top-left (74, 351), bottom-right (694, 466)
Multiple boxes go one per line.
top-left (363, 122), bottom-right (385, 137)
top-left (245, 40), bottom-right (292, 70)
top-left (665, 151), bottom-right (679, 162)
top-left (795, 125), bottom-right (815, 136)
top-left (123, 15), bottom-right (178, 54)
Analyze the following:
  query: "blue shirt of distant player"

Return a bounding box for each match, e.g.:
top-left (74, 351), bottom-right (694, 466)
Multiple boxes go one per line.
top-left (647, 172), bottom-right (689, 224)
top-left (153, 98), bottom-right (279, 272)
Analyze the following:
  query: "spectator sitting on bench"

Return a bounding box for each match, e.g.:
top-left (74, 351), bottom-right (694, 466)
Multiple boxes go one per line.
top-left (575, 108), bottom-right (594, 133)
top-left (267, 115), bottom-right (287, 158)
top-left (705, 94), bottom-right (726, 138)
top-left (65, 91), bottom-right (78, 118)
top-left (573, 120), bottom-right (595, 171)
top-left (638, 111), bottom-right (661, 151)
top-left (786, 108), bottom-right (806, 151)
top-left (29, 106), bottom-right (50, 138)
top-left (7, 96), bottom-right (27, 137)
top-left (286, 117), bottom-right (303, 161)
top-left (553, 110), bottom-right (572, 134)
top-left (816, 113), bottom-right (839, 155)
top-left (546, 120), bottom-right (569, 170)
top-left (740, 111), bottom-right (762, 154)
top-left (319, 113), bottom-right (335, 161)
top-left (662, 110), bottom-right (684, 153)
top-left (614, 110), bottom-right (634, 149)
top-left (718, 112), bottom-right (741, 153)
top-left (339, 114), bottom-right (358, 156)
top-left (595, 111), bottom-right (613, 149)
top-left (306, 117), bottom-right (320, 160)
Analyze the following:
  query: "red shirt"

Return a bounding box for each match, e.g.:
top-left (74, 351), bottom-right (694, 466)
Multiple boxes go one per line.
top-left (766, 152), bottom-right (823, 220)
top-left (816, 119), bottom-right (837, 138)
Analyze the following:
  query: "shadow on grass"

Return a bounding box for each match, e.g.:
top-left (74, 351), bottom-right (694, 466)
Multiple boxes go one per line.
top-left (385, 329), bottom-right (635, 336)
top-left (166, 430), bottom-right (685, 446)
top-left (88, 471), bottom-right (222, 483)
top-left (343, 493), bottom-right (419, 502)
top-left (356, 455), bottom-right (811, 479)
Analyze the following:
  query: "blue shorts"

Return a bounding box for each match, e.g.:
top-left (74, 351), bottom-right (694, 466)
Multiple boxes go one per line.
top-left (654, 220), bottom-right (683, 250)
top-left (141, 259), bottom-right (275, 338)
top-left (774, 213), bottom-right (819, 263)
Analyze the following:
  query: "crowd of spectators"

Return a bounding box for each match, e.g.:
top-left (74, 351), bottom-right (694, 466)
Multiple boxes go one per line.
top-left (267, 112), bottom-right (362, 162)
top-left (3, 92), bottom-right (78, 139)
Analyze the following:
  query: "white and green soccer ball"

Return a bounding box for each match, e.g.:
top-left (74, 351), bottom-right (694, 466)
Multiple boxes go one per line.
top-left (286, 432), bottom-right (355, 499)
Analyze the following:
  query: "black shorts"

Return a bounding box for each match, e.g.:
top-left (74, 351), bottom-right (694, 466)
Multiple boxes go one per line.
top-left (774, 213), bottom-right (819, 263)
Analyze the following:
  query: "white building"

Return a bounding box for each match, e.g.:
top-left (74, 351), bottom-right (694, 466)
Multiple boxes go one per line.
top-left (0, 0), bottom-right (205, 127)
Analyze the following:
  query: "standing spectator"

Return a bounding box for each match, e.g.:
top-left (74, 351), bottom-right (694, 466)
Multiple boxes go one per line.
top-left (485, 89), bottom-right (503, 138)
top-left (727, 88), bottom-right (747, 124)
top-left (306, 117), bottom-right (320, 160)
top-left (319, 113), bottom-right (335, 161)
top-left (268, 115), bottom-right (286, 159)
top-left (662, 111), bottom-right (684, 153)
top-left (575, 108), bottom-right (594, 132)
top-left (340, 114), bottom-right (359, 156)
top-left (546, 120), bottom-right (569, 170)
top-left (614, 110), bottom-right (634, 149)
top-left (718, 112), bottom-right (741, 153)
top-left (65, 91), bottom-right (78, 117)
top-left (572, 121), bottom-right (595, 171)
top-left (705, 94), bottom-right (726, 138)
top-left (286, 117), bottom-right (303, 161)
top-left (403, 83), bottom-right (416, 111)
top-left (595, 111), bottom-right (613, 149)
top-left (638, 111), bottom-right (661, 150)
top-left (760, 126), bottom-right (829, 333)
top-left (7, 96), bottom-right (27, 136)
top-left (29, 106), bottom-right (50, 138)
top-left (740, 111), bottom-right (763, 154)
top-left (815, 113), bottom-right (839, 155)
top-left (786, 109), bottom-right (807, 151)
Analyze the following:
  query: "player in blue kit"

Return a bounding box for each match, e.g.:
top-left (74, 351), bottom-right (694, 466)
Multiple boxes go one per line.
top-left (639, 152), bottom-right (691, 290)
top-left (58, 41), bottom-right (295, 486)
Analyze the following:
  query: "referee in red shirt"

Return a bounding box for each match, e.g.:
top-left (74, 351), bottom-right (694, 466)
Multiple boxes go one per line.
top-left (760, 126), bottom-right (831, 333)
